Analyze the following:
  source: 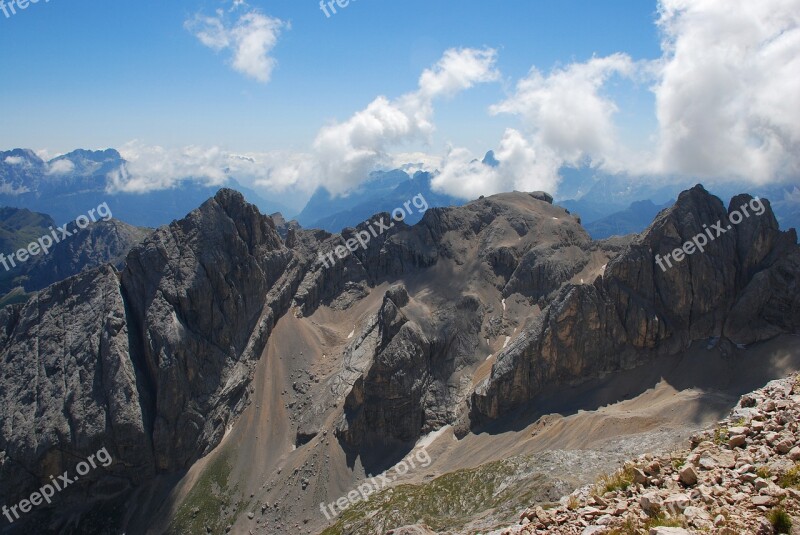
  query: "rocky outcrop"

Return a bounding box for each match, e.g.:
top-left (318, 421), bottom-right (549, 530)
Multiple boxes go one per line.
top-left (2, 184), bottom-right (798, 533)
top-left (1, 212), bottom-right (148, 300)
top-left (120, 189), bottom-right (298, 470)
top-left (500, 373), bottom-right (800, 534)
top-left (269, 212), bottom-right (301, 241)
top-left (335, 285), bottom-right (485, 456)
top-left (472, 186), bottom-right (800, 423)
top-left (0, 190), bottom-right (308, 530)
top-left (0, 265), bottom-right (153, 527)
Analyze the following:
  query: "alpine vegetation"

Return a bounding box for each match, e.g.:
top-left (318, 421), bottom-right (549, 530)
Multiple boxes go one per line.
top-left (319, 446), bottom-right (432, 520)
top-left (0, 201), bottom-right (113, 272)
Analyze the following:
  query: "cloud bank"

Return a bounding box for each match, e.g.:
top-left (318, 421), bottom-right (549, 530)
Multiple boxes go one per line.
top-left (433, 0), bottom-right (800, 199)
top-left (653, 0), bottom-right (800, 183)
top-left (108, 48), bottom-right (498, 196)
top-left (312, 47), bottom-right (499, 194)
top-left (118, 0), bottom-right (799, 202)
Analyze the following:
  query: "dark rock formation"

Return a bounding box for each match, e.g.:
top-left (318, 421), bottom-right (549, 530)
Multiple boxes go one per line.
top-left (0, 190), bottom-right (308, 530)
top-left (269, 212), bottom-right (301, 241)
top-left (472, 186), bottom-right (800, 422)
top-left (1, 184), bottom-right (798, 533)
top-left (335, 285), bottom-right (485, 460)
top-left (120, 189), bottom-right (297, 470)
top-left (0, 265), bottom-right (152, 531)
top-left (0, 211), bottom-right (149, 303)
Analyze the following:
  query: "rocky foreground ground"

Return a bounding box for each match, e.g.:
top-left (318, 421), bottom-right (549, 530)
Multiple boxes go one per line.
top-left (476, 373), bottom-right (800, 535)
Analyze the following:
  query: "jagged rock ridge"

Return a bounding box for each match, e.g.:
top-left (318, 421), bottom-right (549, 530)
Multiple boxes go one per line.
top-left (0, 185), bottom-right (798, 534)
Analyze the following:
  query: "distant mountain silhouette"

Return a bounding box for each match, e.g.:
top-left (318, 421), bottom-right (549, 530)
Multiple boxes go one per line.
top-left (296, 169), bottom-right (464, 232)
top-left (585, 199), bottom-right (674, 239)
top-left (0, 148), bottom-right (289, 227)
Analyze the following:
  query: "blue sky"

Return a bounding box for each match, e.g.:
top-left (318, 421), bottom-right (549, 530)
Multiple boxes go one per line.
top-left (0, 0), bottom-right (660, 152)
top-left (1, 0), bottom-right (797, 202)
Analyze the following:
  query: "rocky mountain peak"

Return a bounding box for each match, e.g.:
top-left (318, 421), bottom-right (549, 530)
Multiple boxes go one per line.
top-left (0, 185), bottom-right (798, 533)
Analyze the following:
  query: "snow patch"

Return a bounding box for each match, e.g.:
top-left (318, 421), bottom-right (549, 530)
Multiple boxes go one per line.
top-left (347, 327), bottom-right (355, 339)
top-left (503, 336), bottom-right (511, 348)
top-left (501, 298), bottom-right (506, 311)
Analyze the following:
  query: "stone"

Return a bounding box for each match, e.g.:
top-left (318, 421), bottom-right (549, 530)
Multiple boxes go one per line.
top-left (581, 526), bottom-right (608, 535)
top-left (639, 492), bottom-right (662, 515)
top-left (774, 438), bottom-right (793, 454)
top-left (644, 461), bottom-right (662, 475)
top-left (633, 468), bottom-right (648, 485)
top-left (683, 506), bottom-right (711, 521)
top-left (663, 493), bottom-right (691, 515)
top-left (679, 465), bottom-right (698, 486)
top-left (729, 434), bottom-right (747, 448)
top-left (712, 450), bottom-right (737, 469)
top-left (751, 495), bottom-right (776, 507)
top-left (698, 456), bottom-right (717, 470)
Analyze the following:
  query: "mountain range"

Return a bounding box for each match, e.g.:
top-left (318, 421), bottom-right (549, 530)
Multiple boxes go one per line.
top-left (4, 148), bottom-right (799, 241)
top-left (0, 183), bottom-right (798, 534)
top-left (0, 149), bottom-right (288, 228)
top-left (0, 206), bottom-right (149, 306)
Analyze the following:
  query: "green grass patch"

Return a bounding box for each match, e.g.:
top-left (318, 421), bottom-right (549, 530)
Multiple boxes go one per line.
top-left (756, 466), bottom-right (772, 480)
top-left (769, 507), bottom-right (792, 534)
top-left (597, 464), bottom-right (636, 494)
top-left (778, 463), bottom-right (800, 489)
top-left (712, 427), bottom-right (729, 445)
top-left (320, 456), bottom-right (551, 534)
top-left (167, 448), bottom-right (243, 535)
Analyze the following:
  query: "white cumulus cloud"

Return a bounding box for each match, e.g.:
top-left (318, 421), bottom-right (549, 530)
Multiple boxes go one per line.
top-left (313, 47), bottom-right (499, 195)
top-left (653, 0), bottom-right (800, 183)
top-left (433, 54), bottom-right (633, 199)
top-left (107, 141), bottom-right (317, 196)
top-left (435, 0), bottom-right (800, 199)
top-left (492, 54), bottom-right (635, 165)
top-left (433, 129), bottom-right (561, 200)
top-left (186, 4), bottom-right (287, 83)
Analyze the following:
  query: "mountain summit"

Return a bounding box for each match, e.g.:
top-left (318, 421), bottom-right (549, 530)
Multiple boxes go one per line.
top-left (0, 186), bottom-right (798, 534)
